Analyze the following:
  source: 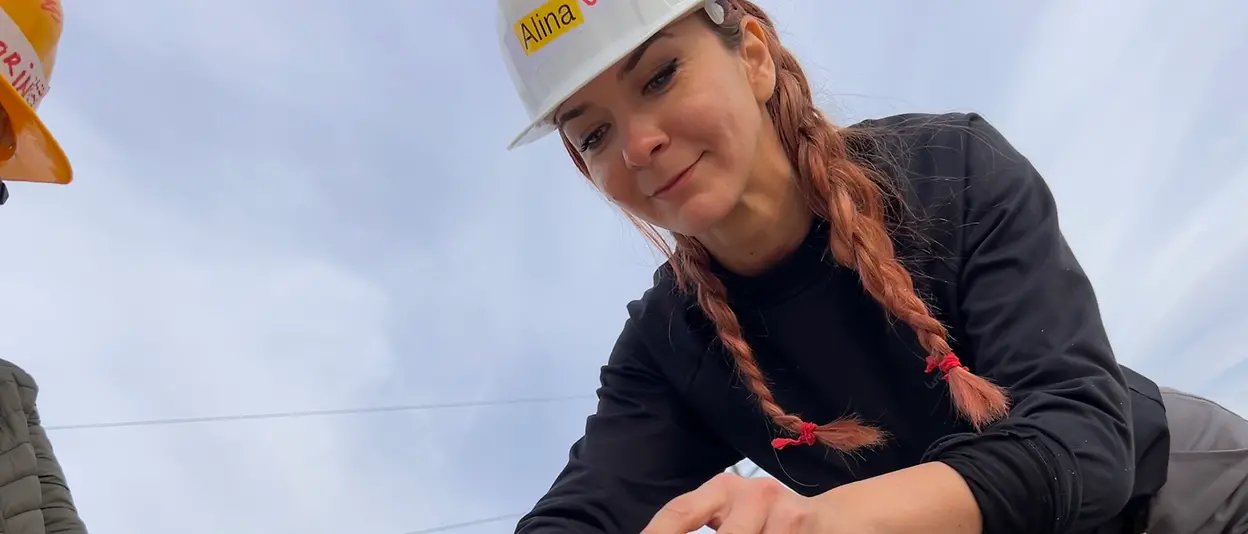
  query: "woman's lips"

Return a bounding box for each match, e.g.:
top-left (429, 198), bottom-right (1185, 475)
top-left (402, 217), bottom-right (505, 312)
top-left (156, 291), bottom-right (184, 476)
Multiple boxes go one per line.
top-left (653, 156), bottom-right (701, 199)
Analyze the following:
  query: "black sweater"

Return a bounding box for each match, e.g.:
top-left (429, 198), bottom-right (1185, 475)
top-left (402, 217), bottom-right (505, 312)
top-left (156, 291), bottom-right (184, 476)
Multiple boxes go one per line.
top-left (516, 113), bottom-right (1170, 534)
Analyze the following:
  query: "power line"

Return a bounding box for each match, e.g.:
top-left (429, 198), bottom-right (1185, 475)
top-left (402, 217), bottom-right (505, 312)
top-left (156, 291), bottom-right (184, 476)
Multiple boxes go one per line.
top-left (45, 394), bottom-right (595, 431)
top-left (402, 513), bottom-right (522, 534)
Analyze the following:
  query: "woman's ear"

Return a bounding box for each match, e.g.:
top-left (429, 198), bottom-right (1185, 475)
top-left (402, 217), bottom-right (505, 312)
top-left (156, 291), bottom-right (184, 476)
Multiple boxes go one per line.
top-left (739, 17), bottom-right (776, 104)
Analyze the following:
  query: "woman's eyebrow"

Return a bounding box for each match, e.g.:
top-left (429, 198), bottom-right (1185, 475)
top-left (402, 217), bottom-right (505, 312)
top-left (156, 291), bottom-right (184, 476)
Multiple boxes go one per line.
top-left (618, 31), bottom-right (672, 80)
top-left (556, 105), bottom-right (585, 127)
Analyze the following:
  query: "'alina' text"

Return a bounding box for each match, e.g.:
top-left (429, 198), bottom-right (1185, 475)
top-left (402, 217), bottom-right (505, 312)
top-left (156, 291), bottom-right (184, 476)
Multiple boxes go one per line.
top-left (515, 0), bottom-right (584, 56)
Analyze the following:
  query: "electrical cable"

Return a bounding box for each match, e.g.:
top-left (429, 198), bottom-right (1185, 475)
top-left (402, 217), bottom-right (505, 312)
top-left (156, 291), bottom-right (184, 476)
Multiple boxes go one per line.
top-left (45, 398), bottom-right (582, 532)
top-left (45, 394), bottom-right (595, 431)
top-left (401, 513), bottom-right (523, 534)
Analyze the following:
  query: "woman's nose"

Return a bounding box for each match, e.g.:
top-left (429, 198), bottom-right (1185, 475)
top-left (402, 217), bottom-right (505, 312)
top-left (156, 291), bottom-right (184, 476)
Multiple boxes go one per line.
top-left (621, 118), bottom-right (669, 170)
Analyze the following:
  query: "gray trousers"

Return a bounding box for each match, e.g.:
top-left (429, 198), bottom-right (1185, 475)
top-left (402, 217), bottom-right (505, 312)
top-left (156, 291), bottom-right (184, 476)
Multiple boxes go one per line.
top-left (1147, 388), bottom-right (1248, 534)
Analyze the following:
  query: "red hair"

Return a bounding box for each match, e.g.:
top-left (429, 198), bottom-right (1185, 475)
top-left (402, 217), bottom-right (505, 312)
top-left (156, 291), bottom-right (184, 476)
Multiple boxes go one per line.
top-left (561, 0), bottom-right (1008, 452)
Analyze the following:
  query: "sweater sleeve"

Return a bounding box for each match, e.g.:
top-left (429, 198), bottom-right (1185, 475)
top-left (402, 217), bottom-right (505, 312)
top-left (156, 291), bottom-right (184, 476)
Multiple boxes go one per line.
top-left (7, 364), bottom-right (90, 533)
top-left (516, 314), bottom-right (741, 533)
top-left (922, 114), bottom-right (1135, 534)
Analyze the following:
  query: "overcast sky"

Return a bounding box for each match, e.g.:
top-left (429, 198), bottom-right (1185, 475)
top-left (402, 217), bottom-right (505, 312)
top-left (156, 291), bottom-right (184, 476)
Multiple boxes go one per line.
top-left (0, 1), bottom-right (1244, 533)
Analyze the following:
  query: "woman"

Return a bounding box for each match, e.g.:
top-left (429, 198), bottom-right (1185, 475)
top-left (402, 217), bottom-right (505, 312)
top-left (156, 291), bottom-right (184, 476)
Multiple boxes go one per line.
top-left (497, 1), bottom-right (1248, 533)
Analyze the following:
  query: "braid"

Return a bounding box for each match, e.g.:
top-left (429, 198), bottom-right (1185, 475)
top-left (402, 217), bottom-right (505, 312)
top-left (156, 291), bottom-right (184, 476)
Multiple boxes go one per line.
top-left (732, 0), bottom-right (1009, 429)
top-left (672, 234), bottom-right (886, 451)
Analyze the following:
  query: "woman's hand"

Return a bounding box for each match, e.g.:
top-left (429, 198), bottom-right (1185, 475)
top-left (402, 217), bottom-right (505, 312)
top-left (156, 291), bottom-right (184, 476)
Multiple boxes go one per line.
top-left (641, 472), bottom-right (873, 534)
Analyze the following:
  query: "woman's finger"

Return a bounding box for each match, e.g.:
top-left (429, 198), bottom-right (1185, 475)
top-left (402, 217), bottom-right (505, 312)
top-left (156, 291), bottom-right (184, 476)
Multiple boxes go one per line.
top-left (709, 498), bottom-right (768, 534)
top-left (641, 481), bottom-right (731, 534)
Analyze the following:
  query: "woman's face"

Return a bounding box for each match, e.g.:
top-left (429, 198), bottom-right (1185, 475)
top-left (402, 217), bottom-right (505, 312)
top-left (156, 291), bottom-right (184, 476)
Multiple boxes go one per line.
top-left (557, 15), bottom-right (775, 237)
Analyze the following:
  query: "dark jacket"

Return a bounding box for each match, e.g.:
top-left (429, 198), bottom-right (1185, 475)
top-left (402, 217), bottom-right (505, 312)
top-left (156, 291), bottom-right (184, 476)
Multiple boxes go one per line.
top-left (516, 113), bottom-right (1169, 534)
top-left (0, 359), bottom-right (88, 534)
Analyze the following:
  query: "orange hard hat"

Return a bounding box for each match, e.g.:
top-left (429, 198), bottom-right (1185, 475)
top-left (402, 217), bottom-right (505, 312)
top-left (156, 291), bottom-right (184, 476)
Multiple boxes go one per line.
top-left (0, 0), bottom-right (69, 186)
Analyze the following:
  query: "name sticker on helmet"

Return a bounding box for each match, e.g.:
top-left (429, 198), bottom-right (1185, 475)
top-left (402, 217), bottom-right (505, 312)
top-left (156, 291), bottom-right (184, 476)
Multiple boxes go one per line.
top-left (513, 0), bottom-right (585, 57)
top-left (0, 8), bottom-right (51, 110)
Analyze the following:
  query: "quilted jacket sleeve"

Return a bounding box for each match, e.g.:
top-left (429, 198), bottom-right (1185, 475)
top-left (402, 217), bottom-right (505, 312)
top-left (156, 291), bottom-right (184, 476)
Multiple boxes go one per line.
top-left (0, 360), bottom-right (88, 534)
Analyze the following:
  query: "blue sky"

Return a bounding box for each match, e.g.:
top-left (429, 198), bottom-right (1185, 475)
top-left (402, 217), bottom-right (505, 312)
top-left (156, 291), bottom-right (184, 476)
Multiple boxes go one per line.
top-left (0, 0), bottom-right (1244, 533)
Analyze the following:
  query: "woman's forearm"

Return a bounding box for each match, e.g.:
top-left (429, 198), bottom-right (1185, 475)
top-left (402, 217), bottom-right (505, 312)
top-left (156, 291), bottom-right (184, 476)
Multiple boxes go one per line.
top-left (815, 462), bottom-right (982, 534)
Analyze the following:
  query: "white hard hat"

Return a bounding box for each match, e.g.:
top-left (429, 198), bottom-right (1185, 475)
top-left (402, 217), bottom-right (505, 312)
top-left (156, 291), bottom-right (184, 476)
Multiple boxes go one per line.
top-left (498, 0), bottom-right (727, 150)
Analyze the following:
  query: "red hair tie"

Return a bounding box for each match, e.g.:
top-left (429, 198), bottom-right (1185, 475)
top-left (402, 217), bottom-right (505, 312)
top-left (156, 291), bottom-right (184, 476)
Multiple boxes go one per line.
top-left (771, 421), bottom-right (817, 450)
top-left (925, 352), bottom-right (965, 379)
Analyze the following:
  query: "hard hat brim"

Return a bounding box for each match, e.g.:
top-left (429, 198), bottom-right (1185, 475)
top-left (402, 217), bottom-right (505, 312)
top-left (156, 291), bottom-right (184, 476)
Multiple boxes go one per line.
top-left (507, 115), bottom-right (555, 151)
top-left (0, 78), bottom-right (71, 185)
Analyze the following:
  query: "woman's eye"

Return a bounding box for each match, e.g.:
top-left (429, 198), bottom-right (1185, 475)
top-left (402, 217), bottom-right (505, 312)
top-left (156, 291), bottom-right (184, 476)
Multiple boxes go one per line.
top-left (643, 60), bottom-right (679, 94)
top-left (579, 125), bottom-right (607, 152)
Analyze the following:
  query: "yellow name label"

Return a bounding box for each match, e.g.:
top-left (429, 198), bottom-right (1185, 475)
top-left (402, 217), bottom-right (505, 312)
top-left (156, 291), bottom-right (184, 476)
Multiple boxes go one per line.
top-left (514, 0), bottom-right (585, 56)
